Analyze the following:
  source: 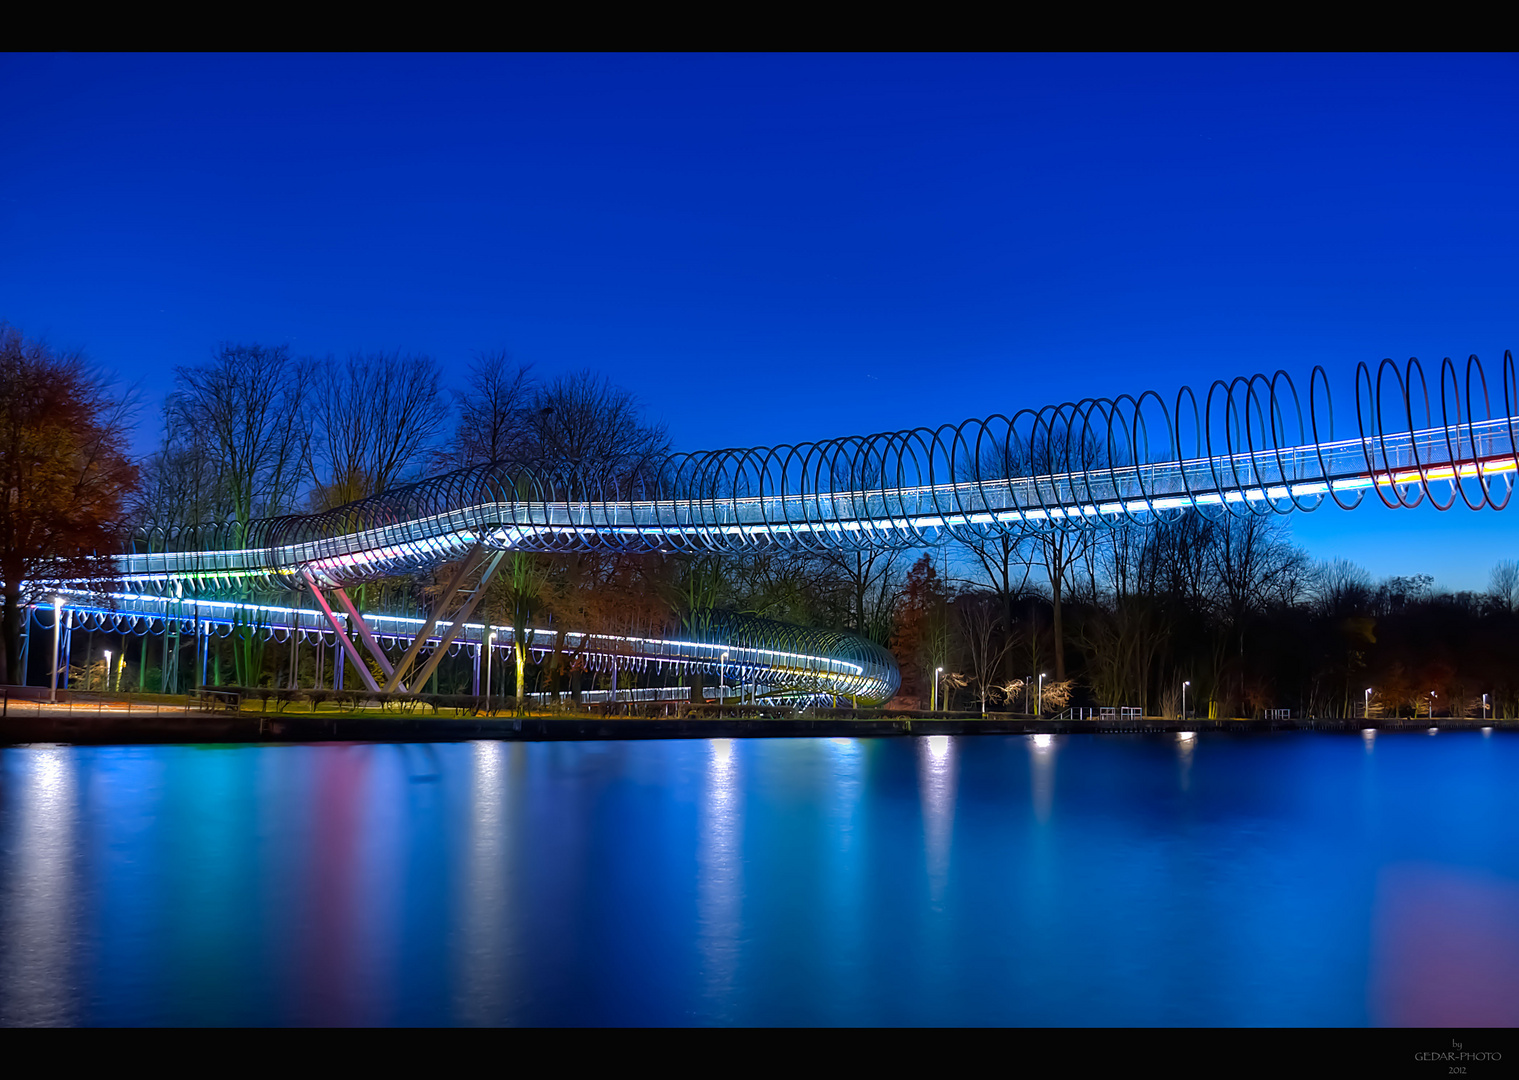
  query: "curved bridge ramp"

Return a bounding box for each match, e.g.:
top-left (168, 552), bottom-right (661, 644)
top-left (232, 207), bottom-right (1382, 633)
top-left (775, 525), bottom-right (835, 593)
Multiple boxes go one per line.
top-left (50, 590), bottom-right (900, 706)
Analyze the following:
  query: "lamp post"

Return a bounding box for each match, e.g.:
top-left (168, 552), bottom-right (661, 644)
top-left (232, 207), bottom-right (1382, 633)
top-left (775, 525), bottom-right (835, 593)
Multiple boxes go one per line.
top-left (720, 651), bottom-right (729, 702)
top-left (933, 666), bottom-right (943, 712)
top-left (1182, 680), bottom-right (1190, 720)
top-left (1483, 693), bottom-right (1490, 721)
top-left (1038, 673), bottom-right (1047, 718)
top-left (49, 596), bottom-right (62, 703)
top-left (1429, 691), bottom-right (1436, 722)
top-left (1365, 687), bottom-right (1372, 720)
top-left (104, 649), bottom-right (112, 693)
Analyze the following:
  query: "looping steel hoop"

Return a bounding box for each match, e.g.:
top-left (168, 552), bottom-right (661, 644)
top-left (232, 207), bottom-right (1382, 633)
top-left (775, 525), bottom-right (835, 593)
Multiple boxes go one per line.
top-left (105, 354), bottom-right (1517, 599)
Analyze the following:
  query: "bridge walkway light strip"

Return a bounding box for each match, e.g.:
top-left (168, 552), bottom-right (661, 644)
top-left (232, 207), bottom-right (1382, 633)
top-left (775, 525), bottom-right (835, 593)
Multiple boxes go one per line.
top-left (101, 421), bottom-right (1519, 588)
top-left (48, 590), bottom-right (893, 703)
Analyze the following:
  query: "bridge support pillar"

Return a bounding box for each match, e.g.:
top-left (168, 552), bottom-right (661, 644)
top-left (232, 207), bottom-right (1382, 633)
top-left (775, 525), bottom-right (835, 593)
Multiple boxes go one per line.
top-left (301, 571), bottom-right (382, 693)
top-left (381, 545), bottom-right (488, 693)
top-left (330, 587), bottom-right (398, 689)
top-left (401, 550), bottom-right (506, 693)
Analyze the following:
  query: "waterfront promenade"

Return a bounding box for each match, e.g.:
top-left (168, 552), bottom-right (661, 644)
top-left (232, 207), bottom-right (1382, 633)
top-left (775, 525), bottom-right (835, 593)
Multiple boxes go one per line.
top-left (3, 690), bottom-right (1511, 744)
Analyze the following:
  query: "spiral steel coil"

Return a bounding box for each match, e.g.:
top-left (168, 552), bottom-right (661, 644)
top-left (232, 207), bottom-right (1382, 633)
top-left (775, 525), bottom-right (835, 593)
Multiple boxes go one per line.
top-left (104, 353), bottom-right (1518, 596)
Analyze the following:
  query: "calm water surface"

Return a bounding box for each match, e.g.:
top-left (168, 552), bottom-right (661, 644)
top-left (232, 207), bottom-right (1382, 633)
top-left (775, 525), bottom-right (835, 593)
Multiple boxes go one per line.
top-left (2, 732), bottom-right (1516, 1026)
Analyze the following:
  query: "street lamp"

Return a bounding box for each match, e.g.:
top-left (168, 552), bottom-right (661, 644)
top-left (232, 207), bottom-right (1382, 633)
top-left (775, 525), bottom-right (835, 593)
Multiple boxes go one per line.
top-left (720, 651), bottom-right (729, 702)
top-left (104, 649), bottom-right (112, 693)
top-left (1429, 691), bottom-right (1437, 721)
top-left (1365, 687), bottom-right (1372, 720)
top-left (1038, 673), bottom-right (1047, 718)
top-left (49, 596), bottom-right (63, 703)
top-left (933, 666), bottom-right (943, 712)
top-left (1483, 693), bottom-right (1490, 721)
top-left (1181, 680), bottom-right (1190, 720)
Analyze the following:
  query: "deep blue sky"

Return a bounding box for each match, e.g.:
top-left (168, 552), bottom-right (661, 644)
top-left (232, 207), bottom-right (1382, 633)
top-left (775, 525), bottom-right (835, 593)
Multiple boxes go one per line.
top-left (3, 54), bottom-right (1516, 588)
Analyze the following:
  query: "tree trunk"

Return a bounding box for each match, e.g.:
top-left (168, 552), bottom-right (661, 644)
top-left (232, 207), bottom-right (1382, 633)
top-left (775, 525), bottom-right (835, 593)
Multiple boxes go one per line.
top-left (547, 631), bottom-right (562, 705)
top-left (515, 641), bottom-right (528, 714)
top-left (1052, 575), bottom-right (1066, 682)
top-left (0, 585), bottom-right (20, 685)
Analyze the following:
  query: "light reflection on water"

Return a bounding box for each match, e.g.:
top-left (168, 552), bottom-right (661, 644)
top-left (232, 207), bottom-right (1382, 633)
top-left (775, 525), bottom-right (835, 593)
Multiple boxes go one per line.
top-left (1, 732), bottom-right (1516, 1026)
top-left (1027, 733), bottom-right (1057, 823)
top-left (919, 736), bottom-right (957, 903)
top-left (457, 741), bottom-right (515, 1026)
top-left (697, 739), bottom-right (741, 1019)
top-left (0, 747), bottom-right (75, 1026)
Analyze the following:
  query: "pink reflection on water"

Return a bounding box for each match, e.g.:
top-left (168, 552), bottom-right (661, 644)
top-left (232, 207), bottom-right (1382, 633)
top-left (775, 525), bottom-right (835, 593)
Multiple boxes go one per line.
top-left (297, 746), bottom-right (372, 1026)
top-left (1369, 863), bottom-right (1519, 1027)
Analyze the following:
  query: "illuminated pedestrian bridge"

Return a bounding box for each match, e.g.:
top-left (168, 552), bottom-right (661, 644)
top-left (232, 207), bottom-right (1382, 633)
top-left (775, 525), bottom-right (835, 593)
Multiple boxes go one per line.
top-left (33, 354), bottom-right (1519, 705)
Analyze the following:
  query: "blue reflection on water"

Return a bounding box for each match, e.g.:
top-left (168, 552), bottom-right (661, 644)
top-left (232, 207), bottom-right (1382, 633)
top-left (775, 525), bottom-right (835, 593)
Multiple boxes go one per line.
top-left (1, 733), bottom-right (1516, 1026)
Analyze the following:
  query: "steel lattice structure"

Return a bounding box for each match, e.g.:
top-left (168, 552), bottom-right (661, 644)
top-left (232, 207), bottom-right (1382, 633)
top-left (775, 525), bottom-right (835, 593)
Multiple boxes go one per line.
top-left (32, 352), bottom-right (1519, 706)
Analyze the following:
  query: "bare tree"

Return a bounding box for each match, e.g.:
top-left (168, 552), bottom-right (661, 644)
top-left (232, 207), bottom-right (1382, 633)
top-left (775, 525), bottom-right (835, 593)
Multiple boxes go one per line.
top-left (955, 593), bottom-right (1019, 715)
top-left (1312, 557), bottom-right (1374, 617)
top-left (1205, 513), bottom-right (1308, 711)
top-left (1036, 528), bottom-right (1091, 682)
top-left (1489, 559), bottom-right (1519, 614)
top-left (1019, 425), bottom-right (1100, 682)
top-left (958, 437), bottom-right (1039, 646)
top-left (1150, 513), bottom-right (1217, 614)
top-left (527, 370), bottom-right (669, 478)
top-left (1078, 523), bottom-right (1168, 712)
top-left (820, 547), bottom-right (902, 646)
top-left (168, 343), bottom-right (309, 534)
top-left (129, 436), bottom-right (233, 538)
top-left (308, 351), bottom-right (445, 509)
top-left (1208, 514), bottom-right (1309, 628)
top-left (962, 529), bottom-right (1036, 659)
top-left (168, 344), bottom-right (316, 688)
top-left (454, 350), bottom-right (535, 466)
top-left (1040, 679), bottom-right (1074, 714)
